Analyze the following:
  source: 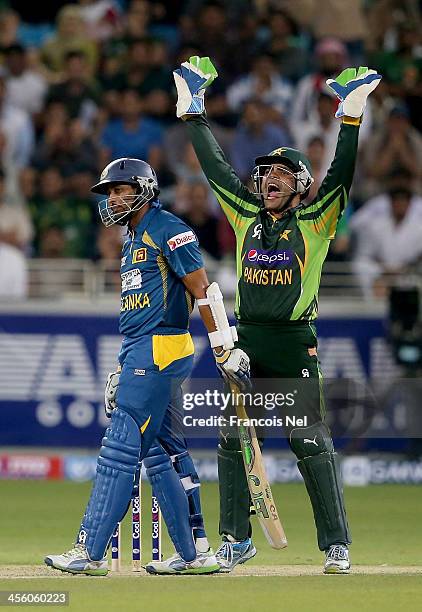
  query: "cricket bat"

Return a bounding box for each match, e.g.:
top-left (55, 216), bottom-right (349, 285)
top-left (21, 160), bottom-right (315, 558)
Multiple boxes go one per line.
top-left (203, 282), bottom-right (287, 549)
top-left (231, 383), bottom-right (288, 549)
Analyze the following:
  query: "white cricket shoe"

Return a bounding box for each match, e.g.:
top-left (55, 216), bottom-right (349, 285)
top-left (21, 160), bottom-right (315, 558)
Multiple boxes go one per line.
top-left (44, 543), bottom-right (108, 576)
top-left (145, 549), bottom-right (219, 575)
top-left (324, 544), bottom-right (351, 574)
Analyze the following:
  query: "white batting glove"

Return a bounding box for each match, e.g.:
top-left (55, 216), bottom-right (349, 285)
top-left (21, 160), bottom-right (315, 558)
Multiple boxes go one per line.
top-left (214, 348), bottom-right (251, 392)
top-left (104, 369), bottom-right (120, 418)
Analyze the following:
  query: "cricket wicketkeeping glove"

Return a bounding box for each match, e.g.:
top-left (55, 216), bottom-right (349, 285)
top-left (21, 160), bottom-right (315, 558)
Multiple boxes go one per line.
top-left (326, 67), bottom-right (382, 119)
top-left (173, 56), bottom-right (218, 118)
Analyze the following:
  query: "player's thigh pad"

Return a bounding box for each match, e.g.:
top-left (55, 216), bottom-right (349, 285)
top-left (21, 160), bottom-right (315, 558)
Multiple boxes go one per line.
top-left (144, 442), bottom-right (196, 562)
top-left (78, 409), bottom-right (141, 560)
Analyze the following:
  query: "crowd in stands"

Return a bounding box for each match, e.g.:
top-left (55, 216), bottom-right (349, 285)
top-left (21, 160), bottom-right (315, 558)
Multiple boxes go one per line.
top-left (0, 0), bottom-right (421, 299)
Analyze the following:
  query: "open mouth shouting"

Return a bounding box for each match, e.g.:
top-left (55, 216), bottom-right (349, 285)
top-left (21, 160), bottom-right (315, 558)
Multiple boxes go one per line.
top-left (266, 182), bottom-right (283, 200)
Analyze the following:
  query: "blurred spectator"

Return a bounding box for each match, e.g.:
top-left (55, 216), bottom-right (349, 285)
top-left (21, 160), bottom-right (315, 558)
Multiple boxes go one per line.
top-left (304, 135), bottom-right (325, 202)
top-left (38, 226), bottom-right (67, 258)
top-left (104, 0), bottom-right (152, 59)
top-left (161, 140), bottom-right (207, 208)
top-left (2, 44), bottom-right (47, 115)
top-left (366, 0), bottom-right (421, 53)
top-left (326, 213), bottom-right (350, 262)
top-left (0, 10), bottom-right (20, 51)
top-left (260, 9), bottom-right (309, 83)
top-left (46, 50), bottom-right (100, 127)
top-left (0, 168), bottom-right (29, 298)
top-left (287, 0), bottom-right (366, 64)
top-left (95, 223), bottom-right (123, 291)
top-left (33, 100), bottom-right (69, 169)
top-left (372, 20), bottom-right (422, 133)
top-left (36, 118), bottom-right (99, 177)
top-left (181, 2), bottom-right (238, 78)
top-left (293, 92), bottom-right (339, 178)
top-left (103, 37), bottom-right (173, 123)
top-left (230, 99), bottom-right (292, 182)
top-left (362, 104), bottom-right (422, 197)
top-left (0, 168), bottom-right (32, 251)
top-left (78, 0), bottom-right (121, 41)
top-left (96, 223), bottom-right (123, 261)
top-left (371, 22), bottom-right (422, 98)
top-left (142, 39), bottom-right (174, 124)
top-left (229, 15), bottom-right (262, 78)
top-left (0, 75), bottom-right (34, 194)
top-left (41, 5), bottom-right (99, 74)
top-left (227, 53), bottom-right (293, 122)
top-left (352, 186), bottom-right (422, 298)
top-left (100, 88), bottom-right (163, 170)
top-left (365, 78), bottom-right (395, 134)
top-left (291, 38), bottom-right (347, 128)
top-left (178, 179), bottom-right (222, 260)
top-left (173, 142), bottom-right (205, 184)
top-left (18, 167), bottom-right (38, 205)
top-left (29, 167), bottom-right (97, 258)
top-left (0, 237), bottom-right (28, 298)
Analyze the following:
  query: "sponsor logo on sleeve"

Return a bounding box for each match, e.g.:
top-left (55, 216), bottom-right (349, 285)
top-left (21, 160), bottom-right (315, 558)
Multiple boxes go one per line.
top-left (121, 269), bottom-right (142, 293)
top-left (167, 230), bottom-right (196, 251)
top-left (132, 248), bottom-right (147, 264)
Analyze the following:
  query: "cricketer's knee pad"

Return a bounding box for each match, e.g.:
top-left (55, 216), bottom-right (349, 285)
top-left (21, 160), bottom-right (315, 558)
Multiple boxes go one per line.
top-left (172, 451), bottom-right (205, 538)
top-left (144, 443), bottom-right (196, 562)
top-left (289, 421), bottom-right (334, 459)
top-left (78, 409), bottom-right (141, 560)
top-left (289, 422), bottom-right (351, 551)
top-left (218, 445), bottom-right (251, 541)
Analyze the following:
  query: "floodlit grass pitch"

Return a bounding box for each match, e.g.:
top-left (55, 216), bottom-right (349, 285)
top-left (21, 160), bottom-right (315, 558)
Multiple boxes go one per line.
top-left (0, 482), bottom-right (421, 611)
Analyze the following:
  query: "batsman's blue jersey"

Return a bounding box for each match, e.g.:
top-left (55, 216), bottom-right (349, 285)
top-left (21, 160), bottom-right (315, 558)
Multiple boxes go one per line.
top-left (119, 202), bottom-right (203, 337)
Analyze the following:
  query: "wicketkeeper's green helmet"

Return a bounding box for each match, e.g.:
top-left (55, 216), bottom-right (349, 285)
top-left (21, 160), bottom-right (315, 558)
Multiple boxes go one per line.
top-left (253, 147), bottom-right (314, 199)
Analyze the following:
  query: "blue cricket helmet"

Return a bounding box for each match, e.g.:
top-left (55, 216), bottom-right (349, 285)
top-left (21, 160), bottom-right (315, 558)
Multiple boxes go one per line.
top-left (91, 158), bottom-right (160, 227)
top-left (91, 157), bottom-right (160, 196)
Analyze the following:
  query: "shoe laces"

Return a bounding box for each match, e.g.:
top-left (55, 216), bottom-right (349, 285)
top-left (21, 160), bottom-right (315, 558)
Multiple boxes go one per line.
top-left (62, 543), bottom-right (86, 559)
top-left (327, 544), bottom-right (348, 561)
top-left (216, 540), bottom-right (233, 565)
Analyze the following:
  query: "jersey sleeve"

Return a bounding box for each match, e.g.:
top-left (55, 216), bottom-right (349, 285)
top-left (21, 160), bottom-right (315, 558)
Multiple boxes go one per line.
top-left (298, 122), bottom-right (360, 239)
top-left (162, 220), bottom-right (204, 278)
top-left (186, 115), bottom-right (261, 235)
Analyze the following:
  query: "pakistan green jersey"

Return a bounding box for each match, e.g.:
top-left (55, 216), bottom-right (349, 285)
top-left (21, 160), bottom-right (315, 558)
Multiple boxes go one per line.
top-left (186, 115), bottom-right (359, 324)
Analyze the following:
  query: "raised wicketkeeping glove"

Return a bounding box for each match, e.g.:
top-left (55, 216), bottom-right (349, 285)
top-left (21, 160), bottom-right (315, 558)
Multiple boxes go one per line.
top-left (104, 369), bottom-right (120, 418)
top-left (173, 56), bottom-right (218, 118)
top-left (214, 347), bottom-right (251, 392)
top-left (326, 67), bottom-right (382, 119)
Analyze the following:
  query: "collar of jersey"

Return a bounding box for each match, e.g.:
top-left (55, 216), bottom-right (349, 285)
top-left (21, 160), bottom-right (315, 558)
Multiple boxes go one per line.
top-left (130, 200), bottom-right (161, 236)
